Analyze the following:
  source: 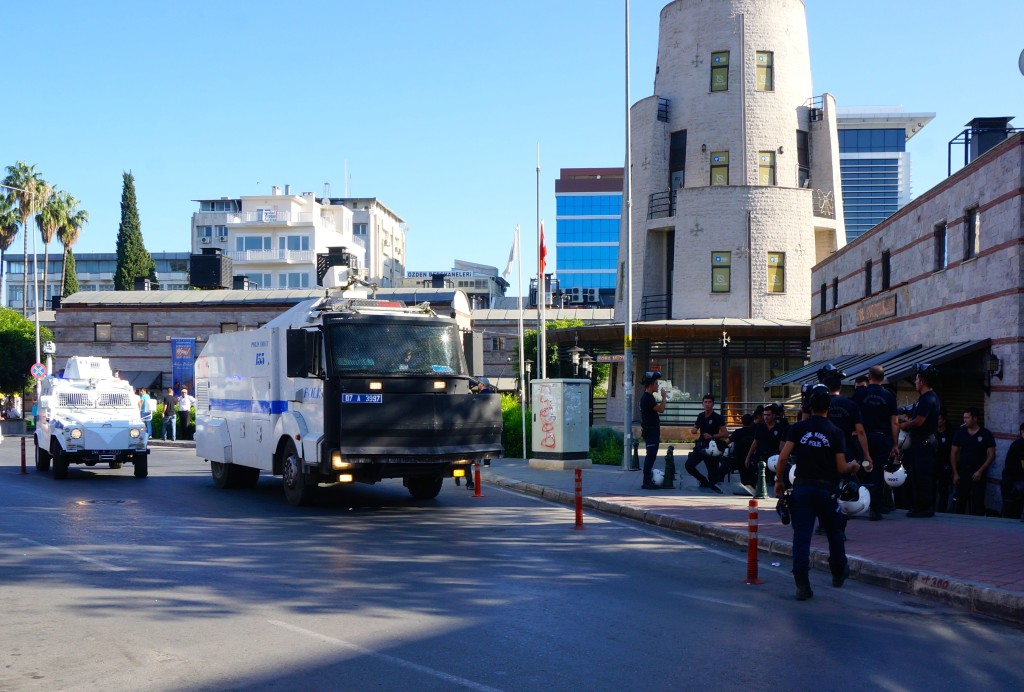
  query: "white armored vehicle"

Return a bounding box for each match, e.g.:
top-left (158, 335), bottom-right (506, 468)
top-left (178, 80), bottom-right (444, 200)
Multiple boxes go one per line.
top-left (194, 251), bottom-right (504, 505)
top-left (35, 356), bottom-right (150, 479)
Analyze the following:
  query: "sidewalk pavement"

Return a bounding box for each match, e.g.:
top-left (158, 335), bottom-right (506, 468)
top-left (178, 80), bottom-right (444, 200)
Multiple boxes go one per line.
top-left (481, 457), bottom-right (1024, 625)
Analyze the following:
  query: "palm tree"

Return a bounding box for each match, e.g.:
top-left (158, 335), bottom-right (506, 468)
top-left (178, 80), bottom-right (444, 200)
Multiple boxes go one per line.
top-left (57, 192), bottom-right (88, 295)
top-left (36, 187), bottom-right (66, 311)
top-left (0, 195), bottom-right (19, 307)
top-left (3, 162), bottom-right (47, 316)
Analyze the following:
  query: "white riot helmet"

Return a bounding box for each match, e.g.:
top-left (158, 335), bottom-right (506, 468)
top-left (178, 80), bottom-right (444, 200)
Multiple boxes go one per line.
top-left (884, 464), bottom-right (908, 487)
top-left (789, 464), bottom-right (796, 486)
top-left (838, 482), bottom-right (871, 516)
top-left (897, 430), bottom-right (911, 451)
top-left (652, 468), bottom-right (665, 486)
top-left (705, 442), bottom-right (722, 457)
top-left (767, 454), bottom-right (780, 473)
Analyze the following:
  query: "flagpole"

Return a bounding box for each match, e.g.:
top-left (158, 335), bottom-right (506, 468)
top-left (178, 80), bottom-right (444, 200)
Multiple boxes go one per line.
top-left (622, 0), bottom-right (634, 470)
top-left (516, 224), bottom-right (527, 459)
top-left (537, 144), bottom-right (546, 380)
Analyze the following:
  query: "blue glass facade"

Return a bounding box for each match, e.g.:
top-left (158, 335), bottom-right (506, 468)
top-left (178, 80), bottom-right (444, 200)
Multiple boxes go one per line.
top-left (555, 193), bottom-right (621, 291)
top-left (839, 128), bottom-right (907, 241)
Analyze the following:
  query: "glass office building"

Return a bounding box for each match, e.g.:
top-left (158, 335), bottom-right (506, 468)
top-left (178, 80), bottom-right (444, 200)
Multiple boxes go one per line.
top-left (837, 107), bottom-right (934, 242)
top-left (554, 168), bottom-right (623, 304)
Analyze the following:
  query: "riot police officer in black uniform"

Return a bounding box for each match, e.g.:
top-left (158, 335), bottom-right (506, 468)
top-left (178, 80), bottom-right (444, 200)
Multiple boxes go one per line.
top-left (775, 384), bottom-right (862, 601)
top-left (900, 363), bottom-right (941, 518)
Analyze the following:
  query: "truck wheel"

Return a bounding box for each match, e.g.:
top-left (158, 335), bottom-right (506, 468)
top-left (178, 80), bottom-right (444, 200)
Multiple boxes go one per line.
top-left (281, 441), bottom-right (314, 506)
top-left (109, 462), bottom-right (123, 469)
top-left (210, 460), bottom-right (239, 489)
top-left (35, 445), bottom-right (51, 473)
top-left (405, 476), bottom-right (443, 500)
top-left (133, 456), bottom-right (148, 478)
top-left (51, 443), bottom-right (69, 480)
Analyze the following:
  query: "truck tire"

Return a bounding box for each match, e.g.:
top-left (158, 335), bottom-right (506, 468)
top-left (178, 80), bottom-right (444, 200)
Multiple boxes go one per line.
top-left (405, 476), bottom-right (443, 500)
top-left (211, 460), bottom-right (239, 489)
top-left (280, 440), bottom-right (314, 506)
top-left (134, 455), bottom-right (148, 478)
top-left (51, 443), bottom-right (69, 480)
top-left (35, 445), bottom-right (51, 473)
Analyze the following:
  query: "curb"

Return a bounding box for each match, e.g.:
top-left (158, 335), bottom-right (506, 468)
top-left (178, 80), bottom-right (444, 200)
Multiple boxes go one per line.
top-left (483, 470), bottom-right (1024, 625)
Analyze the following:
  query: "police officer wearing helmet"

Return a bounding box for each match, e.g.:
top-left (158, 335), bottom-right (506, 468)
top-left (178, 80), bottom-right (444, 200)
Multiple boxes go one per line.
top-left (639, 371), bottom-right (667, 490)
top-left (818, 365), bottom-right (874, 515)
top-left (899, 363), bottom-right (941, 518)
top-left (775, 383), bottom-right (862, 601)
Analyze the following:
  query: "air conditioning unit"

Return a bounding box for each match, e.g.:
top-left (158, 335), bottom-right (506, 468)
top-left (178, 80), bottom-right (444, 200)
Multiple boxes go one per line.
top-left (217, 235), bottom-right (227, 242)
top-left (568, 287), bottom-right (583, 303)
top-left (809, 107), bottom-right (823, 122)
top-left (584, 288), bottom-right (599, 302)
top-left (200, 237), bottom-right (211, 244)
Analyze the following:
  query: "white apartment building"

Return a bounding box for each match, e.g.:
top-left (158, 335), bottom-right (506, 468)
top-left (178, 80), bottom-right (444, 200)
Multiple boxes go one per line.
top-left (191, 186), bottom-right (371, 290)
top-left (334, 197), bottom-right (407, 288)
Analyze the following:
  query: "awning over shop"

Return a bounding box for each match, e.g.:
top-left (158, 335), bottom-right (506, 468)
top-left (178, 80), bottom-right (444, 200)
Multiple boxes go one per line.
top-left (842, 339), bottom-right (990, 384)
top-left (763, 353), bottom-right (881, 388)
top-left (120, 371), bottom-right (163, 391)
top-left (764, 340), bottom-right (991, 389)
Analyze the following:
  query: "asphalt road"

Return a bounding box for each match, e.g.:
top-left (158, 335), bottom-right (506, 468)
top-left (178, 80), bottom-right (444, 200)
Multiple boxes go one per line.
top-left (1, 442), bottom-right (1022, 691)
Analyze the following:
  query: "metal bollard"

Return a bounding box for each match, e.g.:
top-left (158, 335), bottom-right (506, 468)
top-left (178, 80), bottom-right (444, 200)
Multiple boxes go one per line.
top-left (662, 445), bottom-right (676, 489)
top-left (631, 439), bottom-right (640, 471)
top-left (754, 459), bottom-right (769, 499)
top-left (472, 462), bottom-right (484, 498)
top-left (21, 436), bottom-right (27, 474)
top-left (742, 499), bottom-right (764, 584)
top-left (573, 467), bottom-right (585, 530)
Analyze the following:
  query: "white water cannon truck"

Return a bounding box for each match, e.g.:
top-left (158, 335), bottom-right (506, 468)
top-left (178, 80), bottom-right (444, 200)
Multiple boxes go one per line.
top-left (194, 250), bottom-right (503, 506)
top-left (35, 356), bottom-right (150, 479)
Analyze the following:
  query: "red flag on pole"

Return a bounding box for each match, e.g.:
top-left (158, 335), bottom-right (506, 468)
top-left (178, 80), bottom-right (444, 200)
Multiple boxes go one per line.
top-left (539, 220), bottom-right (547, 276)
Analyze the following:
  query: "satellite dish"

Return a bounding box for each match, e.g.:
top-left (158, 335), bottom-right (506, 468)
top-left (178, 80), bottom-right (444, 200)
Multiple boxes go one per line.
top-left (1019, 48), bottom-right (1024, 77)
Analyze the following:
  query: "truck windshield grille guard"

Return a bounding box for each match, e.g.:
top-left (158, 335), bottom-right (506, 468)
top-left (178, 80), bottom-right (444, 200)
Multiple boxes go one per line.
top-left (327, 321), bottom-right (468, 377)
top-left (58, 392), bottom-right (134, 408)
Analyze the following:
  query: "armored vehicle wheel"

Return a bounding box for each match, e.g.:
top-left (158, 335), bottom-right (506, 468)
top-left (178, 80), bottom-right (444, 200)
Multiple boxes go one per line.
top-left (280, 440), bottom-right (315, 506)
top-left (211, 460), bottom-right (241, 489)
top-left (134, 456), bottom-right (148, 478)
top-left (109, 462), bottom-right (123, 469)
top-left (405, 476), bottom-right (443, 500)
top-left (35, 445), bottom-right (51, 473)
top-left (51, 443), bottom-right (69, 480)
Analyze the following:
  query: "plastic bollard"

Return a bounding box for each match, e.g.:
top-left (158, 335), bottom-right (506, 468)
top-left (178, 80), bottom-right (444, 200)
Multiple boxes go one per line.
top-left (573, 467), bottom-right (585, 530)
top-left (472, 462), bottom-right (484, 498)
top-left (742, 499), bottom-right (764, 584)
top-left (21, 436), bottom-right (27, 474)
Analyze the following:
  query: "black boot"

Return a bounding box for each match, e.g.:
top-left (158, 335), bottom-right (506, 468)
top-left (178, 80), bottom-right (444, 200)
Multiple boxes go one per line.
top-left (832, 563), bottom-right (850, 588)
top-left (794, 571), bottom-right (813, 601)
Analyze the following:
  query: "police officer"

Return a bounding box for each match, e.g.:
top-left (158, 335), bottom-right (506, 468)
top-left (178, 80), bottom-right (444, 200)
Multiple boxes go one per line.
top-left (775, 384), bottom-right (862, 601)
top-left (900, 363), bottom-right (941, 518)
top-left (852, 365), bottom-right (897, 520)
top-left (639, 371), bottom-right (667, 490)
top-left (684, 394), bottom-right (729, 493)
top-left (743, 402), bottom-right (789, 487)
top-left (819, 366), bottom-right (873, 518)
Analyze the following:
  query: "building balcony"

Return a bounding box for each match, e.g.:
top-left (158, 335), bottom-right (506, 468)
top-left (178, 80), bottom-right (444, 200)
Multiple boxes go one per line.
top-left (224, 250), bottom-right (315, 264)
top-left (647, 190), bottom-right (677, 220)
top-left (193, 210), bottom-right (323, 226)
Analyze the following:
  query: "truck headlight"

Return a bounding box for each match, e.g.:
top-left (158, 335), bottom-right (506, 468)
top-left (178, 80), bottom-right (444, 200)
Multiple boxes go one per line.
top-left (130, 428), bottom-right (141, 438)
top-left (69, 428), bottom-right (83, 439)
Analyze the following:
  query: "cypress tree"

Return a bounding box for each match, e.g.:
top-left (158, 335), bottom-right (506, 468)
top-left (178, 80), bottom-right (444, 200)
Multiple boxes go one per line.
top-left (63, 249), bottom-right (79, 296)
top-left (113, 171), bottom-right (155, 290)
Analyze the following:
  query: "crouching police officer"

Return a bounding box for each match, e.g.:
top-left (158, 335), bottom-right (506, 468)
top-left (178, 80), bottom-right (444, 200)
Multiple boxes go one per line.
top-left (775, 384), bottom-right (862, 601)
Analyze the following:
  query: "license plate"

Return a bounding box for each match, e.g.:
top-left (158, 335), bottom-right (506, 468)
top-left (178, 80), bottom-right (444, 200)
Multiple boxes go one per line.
top-left (343, 394), bottom-right (382, 404)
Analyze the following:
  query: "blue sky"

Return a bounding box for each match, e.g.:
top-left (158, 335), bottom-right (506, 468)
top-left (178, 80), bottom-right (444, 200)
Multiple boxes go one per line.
top-left (3, 1), bottom-right (1022, 295)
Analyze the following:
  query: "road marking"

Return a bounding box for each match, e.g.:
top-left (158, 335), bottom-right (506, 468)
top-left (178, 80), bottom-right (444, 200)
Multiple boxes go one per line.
top-left (19, 537), bottom-right (125, 572)
top-left (672, 592), bottom-right (755, 609)
top-left (267, 620), bottom-right (504, 692)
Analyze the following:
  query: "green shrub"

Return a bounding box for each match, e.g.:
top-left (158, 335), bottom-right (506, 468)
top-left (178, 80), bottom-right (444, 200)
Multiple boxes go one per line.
top-left (590, 427), bottom-right (624, 465)
top-left (501, 394), bottom-right (531, 458)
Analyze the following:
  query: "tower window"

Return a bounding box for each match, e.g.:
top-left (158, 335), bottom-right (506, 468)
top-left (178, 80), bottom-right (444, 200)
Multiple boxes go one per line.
top-left (710, 151), bottom-right (729, 186)
top-left (964, 207), bottom-right (980, 260)
top-left (710, 51), bottom-right (729, 91)
top-left (767, 252), bottom-right (785, 293)
top-left (711, 252), bottom-right (731, 293)
top-left (756, 51), bottom-right (773, 91)
top-left (758, 151), bottom-right (776, 185)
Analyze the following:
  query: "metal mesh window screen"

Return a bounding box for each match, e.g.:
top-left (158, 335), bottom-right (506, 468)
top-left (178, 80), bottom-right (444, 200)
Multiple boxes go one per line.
top-left (328, 322), bottom-right (467, 376)
top-left (99, 393), bottom-right (134, 408)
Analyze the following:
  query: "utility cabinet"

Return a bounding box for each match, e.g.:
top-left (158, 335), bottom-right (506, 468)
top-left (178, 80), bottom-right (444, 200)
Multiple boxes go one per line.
top-left (528, 378), bottom-right (592, 470)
